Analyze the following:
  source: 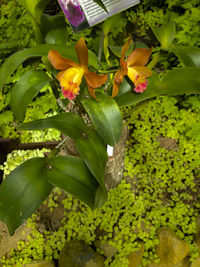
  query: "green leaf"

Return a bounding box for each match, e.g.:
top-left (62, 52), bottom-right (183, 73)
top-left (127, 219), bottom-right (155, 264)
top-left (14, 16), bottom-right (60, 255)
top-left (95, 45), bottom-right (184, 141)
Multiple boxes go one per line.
top-left (18, 113), bottom-right (88, 139)
top-left (151, 22), bottom-right (176, 50)
top-left (160, 67), bottom-right (200, 94)
top-left (109, 45), bottom-right (122, 58)
top-left (117, 78), bottom-right (132, 96)
top-left (109, 43), bottom-right (134, 58)
top-left (170, 45), bottom-right (200, 67)
top-left (75, 129), bottom-right (108, 190)
top-left (10, 70), bottom-right (51, 121)
top-left (135, 42), bottom-right (149, 49)
top-left (81, 93), bottom-right (123, 146)
top-left (103, 14), bottom-right (125, 36)
top-left (102, 14), bottom-right (125, 65)
top-left (0, 158), bottom-right (52, 235)
top-left (40, 14), bottom-right (68, 45)
top-left (115, 72), bottom-right (160, 107)
top-left (17, 0), bottom-right (50, 23)
top-left (0, 44), bottom-right (99, 93)
top-left (47, 156), bottom-right (99, 209)
top-left (95, 186), bottom-right (107, 208)
top-left (92, 0), bottom-right (108, 13)
top-left (116, 68), bottom-right (200, 107)
top-left (104, 35), bottom-right (110, 65)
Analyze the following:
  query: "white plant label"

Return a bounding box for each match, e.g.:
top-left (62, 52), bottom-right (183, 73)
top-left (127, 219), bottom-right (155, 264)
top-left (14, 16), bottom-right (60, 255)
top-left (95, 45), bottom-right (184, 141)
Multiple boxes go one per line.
top-left (57, 0), bottom-right (140, 32)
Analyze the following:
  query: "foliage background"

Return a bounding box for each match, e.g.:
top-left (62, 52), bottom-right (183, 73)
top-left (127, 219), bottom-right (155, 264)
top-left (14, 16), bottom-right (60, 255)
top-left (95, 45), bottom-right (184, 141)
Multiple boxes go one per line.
top-left (0, 0), bottom-right (200, 266)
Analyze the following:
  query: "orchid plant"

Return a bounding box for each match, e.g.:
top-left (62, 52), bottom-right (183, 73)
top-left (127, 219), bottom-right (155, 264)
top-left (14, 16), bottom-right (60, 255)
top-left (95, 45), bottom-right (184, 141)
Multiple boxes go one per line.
top-left (48, 38), bottom-right (107, 99)
top-left (0, 0), bottom-right (200, 235)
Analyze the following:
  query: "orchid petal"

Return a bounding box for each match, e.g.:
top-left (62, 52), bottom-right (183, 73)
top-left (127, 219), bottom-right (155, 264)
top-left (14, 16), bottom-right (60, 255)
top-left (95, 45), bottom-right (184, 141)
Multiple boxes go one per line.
top-left (84, 71), bottom-right (107, 89)
top-left (132, 66), bottom-right (152, 77)
top-left (58, 67), bottom-right (84, 100)
top-left (56, 70), bottom-right (66, 80)
top-left (127, 48), bottom-right (152, 67)
top-left (48, 50), bottom-right (79, 70)
top-left (120, 39), bottom-right (132, 67)
top-left (112, 79), bottom-right (121, 98)
top-left (128, 66), bottom-right (152, 84)
top-left (127, 67), bottom-right (138, 83)
top-left (59, 68), bottom-right (84, 87)
top-left (115, 68), bottom-right (127, 83)
top-left (75, 38), bottom-right (88, 68)
top-left (112, 69), bottom-right (125, 98)
top-left (86, 84), bottom-right (98, 99)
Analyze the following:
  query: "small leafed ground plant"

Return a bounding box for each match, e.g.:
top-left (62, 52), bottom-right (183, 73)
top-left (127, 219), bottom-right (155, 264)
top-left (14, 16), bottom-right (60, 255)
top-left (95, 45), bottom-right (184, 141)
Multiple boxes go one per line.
top-left (0, 0), bottom-right (200, 236)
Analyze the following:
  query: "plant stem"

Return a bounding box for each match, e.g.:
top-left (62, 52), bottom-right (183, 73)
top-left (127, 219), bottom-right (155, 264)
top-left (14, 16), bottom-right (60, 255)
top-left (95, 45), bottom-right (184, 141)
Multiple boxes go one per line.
top-left (56, 136), bottom-right (70, 149)
top-left (148, 52), bottom-right (160, 69)
top-left (98, 31), bottom-right (104, 63)
top-left (48, 136), bottom-right (70, 158)
top-left (98, 68), bottom-right (117, 74)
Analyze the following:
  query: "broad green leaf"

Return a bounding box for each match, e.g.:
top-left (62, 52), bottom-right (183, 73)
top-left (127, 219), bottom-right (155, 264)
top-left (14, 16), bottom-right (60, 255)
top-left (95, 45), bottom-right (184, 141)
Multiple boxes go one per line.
top-left (47, 156), bottom-right (99, 209)
top-left (135, 42), bottom-right (149, 49)
top-left (95, 186), bottom-right (107, 208)
top-left (151, 22), bottom-right (176, 50)
top-left (170, 45), bottom-right (200, 67)
top-left (18, 113), bottom-right (88, 139)
top-left (109, 42), bottom-right (134, 58)
top-left (109, 45), bottom-right (122, 58)
top-left (116, 68), bottom-right (200, 107)
top-left (117, 78), bottom-right (132, 96)
top-left (103, 14), bottom-right (125, 36)
top-left (0, 158), bottom-right (52, 235)
top-left (0, 44), bottom-right (99, 93)
top-left (10, 70), bottom-right (51, 121)
top-left (75, 129), bottom-right (108, 190)
top-left (110, 41), bottom-right (148, 58)
top-left (92, 0), bottom-right (108, 13)
top-left (159, 67), bottom-right (200, 94)
top-left (103, 14), bottom-right (124, 65)
top-left (40, 14), bottom-right (68, 45)
top-left (102, 13), bottom-right (125, 63)
top-left (17, 0), bottom-right (50, 23)
top-left (115, 72), bottom-right (160, 107)
top-left (81, 93), bottom-right (123, 146)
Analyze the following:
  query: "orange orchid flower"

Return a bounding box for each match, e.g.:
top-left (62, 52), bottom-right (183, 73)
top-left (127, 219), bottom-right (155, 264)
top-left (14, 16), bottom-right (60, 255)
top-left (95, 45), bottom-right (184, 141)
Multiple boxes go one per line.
top-left (112, 40), bottom-right (152, 97)
top-left (48, 38), bottom-right (107, 100)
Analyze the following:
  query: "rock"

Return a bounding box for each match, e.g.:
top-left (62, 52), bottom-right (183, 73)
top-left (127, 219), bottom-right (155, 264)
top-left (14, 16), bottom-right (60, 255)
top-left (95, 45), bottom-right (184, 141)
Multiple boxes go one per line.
top-left (128, 243), bottom-right (144, 267)
top-left (104, 125), bottom-right (129, 190)
top-left (58, 240), bottom-right (104, 267)
top-left (190, 257), bottom-right (200, 267)
top-left (0, 221), bottom-right (32, 258)
top-left (157, 227), bottom-right (190, 265)
top-left (194, 216), bottom-right (200, 248)
top-left (147, 256), bottom-right (190, 267)
top-left (133, 222), bottom-right (151, 234)
top-left (156, 136), bottom-right (178, 151)
top-left (94, 240), bottom-right (117, 258)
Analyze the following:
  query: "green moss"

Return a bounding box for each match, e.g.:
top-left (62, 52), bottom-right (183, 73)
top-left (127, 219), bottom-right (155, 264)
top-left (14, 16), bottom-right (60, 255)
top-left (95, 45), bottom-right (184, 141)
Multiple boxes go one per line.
top-left (0, 149), bottom-right (51, 178)
top-left (126, 0), bottom-right (200, 47)
top-left (0, 0), bottom-right (34, 60)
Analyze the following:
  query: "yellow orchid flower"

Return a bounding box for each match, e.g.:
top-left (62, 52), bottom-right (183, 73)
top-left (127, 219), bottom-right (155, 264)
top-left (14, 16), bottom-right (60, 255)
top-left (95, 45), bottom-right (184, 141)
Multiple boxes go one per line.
top-left (112, 40), bottom-right (152, 97)
top-left (48, 38), bottom-right (107, 100)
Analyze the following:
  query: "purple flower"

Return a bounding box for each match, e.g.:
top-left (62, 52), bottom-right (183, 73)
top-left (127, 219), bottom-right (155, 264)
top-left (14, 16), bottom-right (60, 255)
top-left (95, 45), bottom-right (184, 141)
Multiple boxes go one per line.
top-left (60, 0), bottom-right (85, 27)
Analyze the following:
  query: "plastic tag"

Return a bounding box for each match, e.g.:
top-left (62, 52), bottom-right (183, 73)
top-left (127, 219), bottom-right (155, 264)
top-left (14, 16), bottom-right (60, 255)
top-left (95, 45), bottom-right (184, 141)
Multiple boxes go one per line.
top-left (107, 145), bottom-right (114, 157)
top-left (58, 0), bottom-right (140, 32)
